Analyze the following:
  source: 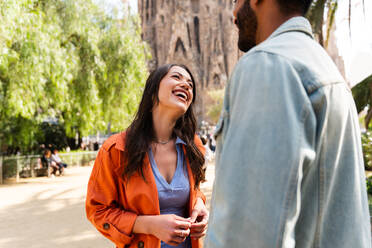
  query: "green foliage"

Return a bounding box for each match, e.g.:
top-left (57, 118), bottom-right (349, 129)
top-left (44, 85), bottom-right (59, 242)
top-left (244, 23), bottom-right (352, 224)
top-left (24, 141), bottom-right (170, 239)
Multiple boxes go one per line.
top-left (38, 122), bottom-right (68, 150)
top-left (362, 131), bottom-right (372, 170)
top-left (352, 74), bottom-right (372, 113)
top-left (366, 177), bottom-right (372, 195)
top-left (0, 0), bottom-right (149, 153)
top-left (206, 89), bottom-right (225, 124)
top-left (352, 74), bottom-right (372, 129)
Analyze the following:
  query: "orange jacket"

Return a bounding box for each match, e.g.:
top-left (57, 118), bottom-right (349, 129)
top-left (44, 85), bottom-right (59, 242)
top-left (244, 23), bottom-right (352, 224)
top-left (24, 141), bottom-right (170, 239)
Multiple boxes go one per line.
top-left (86, 132), bottom-right (206, 248)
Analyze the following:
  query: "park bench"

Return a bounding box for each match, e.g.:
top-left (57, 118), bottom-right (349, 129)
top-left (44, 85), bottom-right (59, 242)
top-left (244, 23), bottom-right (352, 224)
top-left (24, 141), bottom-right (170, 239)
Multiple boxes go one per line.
top-left (35, 157), bottom-right (51, 177)
top-left (19, 157), bottom-right (50, 178)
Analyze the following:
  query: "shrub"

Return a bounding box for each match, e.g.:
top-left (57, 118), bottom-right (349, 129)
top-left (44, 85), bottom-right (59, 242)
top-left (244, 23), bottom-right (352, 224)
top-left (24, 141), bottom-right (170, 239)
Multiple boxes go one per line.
top-left (362, 131), bottom-right (372, 170)
top-left (367, 177), bottom-right (372, 195)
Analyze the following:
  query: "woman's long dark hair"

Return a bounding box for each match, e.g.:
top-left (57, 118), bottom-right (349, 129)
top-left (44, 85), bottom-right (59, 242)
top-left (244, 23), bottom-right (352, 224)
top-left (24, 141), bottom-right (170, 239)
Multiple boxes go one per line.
top-left (123, 64), bottom-right (205, 188)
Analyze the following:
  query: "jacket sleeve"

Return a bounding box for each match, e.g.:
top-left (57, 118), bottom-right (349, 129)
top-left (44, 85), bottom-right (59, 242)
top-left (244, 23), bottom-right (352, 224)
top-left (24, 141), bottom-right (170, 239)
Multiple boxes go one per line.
top-left (86, 148), bottom-right (137, 246)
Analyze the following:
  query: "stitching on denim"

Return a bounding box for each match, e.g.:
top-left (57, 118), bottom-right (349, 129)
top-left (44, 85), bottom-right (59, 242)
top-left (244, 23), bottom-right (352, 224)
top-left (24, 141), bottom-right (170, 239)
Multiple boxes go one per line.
top-left (313, 131), bottom-right (325, 248)
top-left (310, 85), bottom-right (330, 248)
top-left (306, 85), bottom-right (330, 248)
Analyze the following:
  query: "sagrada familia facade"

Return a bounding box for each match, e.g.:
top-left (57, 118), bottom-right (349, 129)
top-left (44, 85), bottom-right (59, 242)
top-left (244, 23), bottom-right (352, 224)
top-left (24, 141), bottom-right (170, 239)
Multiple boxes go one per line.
top-left (137, 0), bottom-right (240, 118)
top-left (135, 0), bottom-right (345, 119)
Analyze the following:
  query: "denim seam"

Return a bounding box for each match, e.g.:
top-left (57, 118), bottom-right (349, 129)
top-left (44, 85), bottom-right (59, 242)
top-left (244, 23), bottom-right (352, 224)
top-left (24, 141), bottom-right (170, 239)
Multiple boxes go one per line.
top-left (309, 87), bottom-right (328, 248)
top-left (313, 132), bottom-right (325, 248)
top-left (276, 101), bottom-right (311, 248)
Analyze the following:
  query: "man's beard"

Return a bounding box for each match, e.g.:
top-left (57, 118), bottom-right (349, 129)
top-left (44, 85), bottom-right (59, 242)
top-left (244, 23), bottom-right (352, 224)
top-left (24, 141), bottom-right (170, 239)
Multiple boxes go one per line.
top-left (235, 1), bottom-right (258, 52)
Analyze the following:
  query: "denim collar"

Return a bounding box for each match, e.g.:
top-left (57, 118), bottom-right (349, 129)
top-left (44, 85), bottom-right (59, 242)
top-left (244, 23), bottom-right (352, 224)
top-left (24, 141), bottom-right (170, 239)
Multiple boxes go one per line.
top-left (267, 16), bottom-right (314, 41)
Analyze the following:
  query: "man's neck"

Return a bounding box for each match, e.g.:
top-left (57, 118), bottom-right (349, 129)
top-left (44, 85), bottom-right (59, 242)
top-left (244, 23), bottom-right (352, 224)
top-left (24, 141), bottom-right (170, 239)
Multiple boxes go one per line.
top-left (256, 13), bottom-right (300, 44)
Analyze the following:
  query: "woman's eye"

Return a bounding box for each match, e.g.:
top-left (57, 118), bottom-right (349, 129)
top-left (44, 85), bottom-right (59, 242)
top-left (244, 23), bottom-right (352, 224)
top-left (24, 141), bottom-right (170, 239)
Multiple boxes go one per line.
top-left (172, 75), bottom-right (180, 79)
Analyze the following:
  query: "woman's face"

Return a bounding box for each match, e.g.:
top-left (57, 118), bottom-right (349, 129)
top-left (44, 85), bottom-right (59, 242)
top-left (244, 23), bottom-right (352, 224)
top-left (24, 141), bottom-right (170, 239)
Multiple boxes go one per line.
top-left (156, 66), bottom-right (194, 115)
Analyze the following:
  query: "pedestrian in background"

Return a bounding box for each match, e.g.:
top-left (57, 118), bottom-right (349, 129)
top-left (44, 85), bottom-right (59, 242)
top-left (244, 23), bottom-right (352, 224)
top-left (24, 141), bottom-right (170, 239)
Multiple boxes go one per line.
top-left (51, 148), bottom-right (67, 175)
top-left (41, 149), bottom-right (59, 177)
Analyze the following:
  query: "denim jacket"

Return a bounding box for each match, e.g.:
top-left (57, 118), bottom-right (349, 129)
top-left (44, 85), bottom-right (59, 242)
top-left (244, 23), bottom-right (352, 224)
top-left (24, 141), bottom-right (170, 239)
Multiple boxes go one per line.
top-left (204, 17), bottom-right (371, 248)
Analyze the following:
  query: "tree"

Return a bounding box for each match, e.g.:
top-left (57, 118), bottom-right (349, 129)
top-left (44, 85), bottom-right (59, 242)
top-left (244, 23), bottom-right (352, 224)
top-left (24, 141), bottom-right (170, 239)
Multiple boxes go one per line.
top-left (0, 0), bottom-right (150, 153)
top-left (307, 0), bottom-right (366, 49)
top-left (307, 0), bottom-right (339, 48)
top-left (352, 74), bottom-right (372, 129)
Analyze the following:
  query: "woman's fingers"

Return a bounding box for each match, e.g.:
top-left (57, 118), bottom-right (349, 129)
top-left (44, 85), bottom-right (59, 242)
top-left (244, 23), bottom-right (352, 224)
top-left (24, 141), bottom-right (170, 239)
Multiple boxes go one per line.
top-left (190, 229), bottom-right (207, 238)
top-left (191, 225), bottom-right (207, 235)
top-left (191, 214), bottom-right (208, 229)
top-left (190, 209), bottom-right (199, 223)
top-left (191, 217), bottom-right (207, 227)
top-left (174, 219), bottom-right (191, 230)
top-left (174, 215), bottom-right (191, 222)
top-left (190, 217), bottom-right (208, 238)
top-left (167, 231), bottom-right (187, 245)
top-left (174, 228), bottom-right (190, 237)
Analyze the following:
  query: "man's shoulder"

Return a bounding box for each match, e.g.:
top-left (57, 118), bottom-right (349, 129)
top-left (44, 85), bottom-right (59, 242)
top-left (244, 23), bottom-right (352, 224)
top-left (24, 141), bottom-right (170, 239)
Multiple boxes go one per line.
top-left (233, 49), bottom-right (294, 78)
top-left (236, 33), bottom-right (344, 94)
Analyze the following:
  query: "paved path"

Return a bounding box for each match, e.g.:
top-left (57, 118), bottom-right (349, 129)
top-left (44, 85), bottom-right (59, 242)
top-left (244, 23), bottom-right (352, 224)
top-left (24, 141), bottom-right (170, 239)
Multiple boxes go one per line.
top-left (0, 162), bottom-right (215, 248)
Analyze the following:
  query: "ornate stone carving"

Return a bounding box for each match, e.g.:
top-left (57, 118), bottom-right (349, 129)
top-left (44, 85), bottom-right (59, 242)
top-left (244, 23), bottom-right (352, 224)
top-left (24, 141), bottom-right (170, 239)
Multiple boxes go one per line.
top-left (138, 0), bottom-right (239, 119)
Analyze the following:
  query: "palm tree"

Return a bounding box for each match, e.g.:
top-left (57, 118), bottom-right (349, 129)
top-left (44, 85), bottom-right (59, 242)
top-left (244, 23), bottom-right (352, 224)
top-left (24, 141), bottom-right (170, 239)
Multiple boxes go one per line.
top-left (307, 0), bottom-right (347, 48)
top-left (307, 0), bottom-right (371, 128)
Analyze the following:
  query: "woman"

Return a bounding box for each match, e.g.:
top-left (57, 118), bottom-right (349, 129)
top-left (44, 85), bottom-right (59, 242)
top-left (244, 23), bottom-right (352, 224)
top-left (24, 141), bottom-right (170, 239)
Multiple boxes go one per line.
top-left (86, 64), bottom-right (208, 248)
top-left (41, 149), bottom-right (60, 177)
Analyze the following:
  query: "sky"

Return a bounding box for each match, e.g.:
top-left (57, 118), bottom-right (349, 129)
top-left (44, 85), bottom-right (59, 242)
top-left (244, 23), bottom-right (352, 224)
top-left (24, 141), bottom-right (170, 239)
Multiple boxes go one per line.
top-left (98, 0), bottom-right (371, 86)
top-left (93, 0), bottom-right (137, 17)
top-left (335, 0), bottom-right (372, 86)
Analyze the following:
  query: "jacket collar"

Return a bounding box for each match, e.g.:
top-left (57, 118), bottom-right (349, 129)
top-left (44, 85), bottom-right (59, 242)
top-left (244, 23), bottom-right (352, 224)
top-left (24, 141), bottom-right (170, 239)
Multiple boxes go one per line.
top-left (115, 132), bottom-right (126, 151)
top-left (267, 16), bottom-right (314, 41)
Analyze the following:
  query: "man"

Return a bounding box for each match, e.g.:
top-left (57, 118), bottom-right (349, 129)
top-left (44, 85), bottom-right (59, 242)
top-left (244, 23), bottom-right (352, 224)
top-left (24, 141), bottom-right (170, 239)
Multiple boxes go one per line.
top-left (51, 148), bottom-right (67, 174)
top-left (204, 0), bottom-right (371, 247)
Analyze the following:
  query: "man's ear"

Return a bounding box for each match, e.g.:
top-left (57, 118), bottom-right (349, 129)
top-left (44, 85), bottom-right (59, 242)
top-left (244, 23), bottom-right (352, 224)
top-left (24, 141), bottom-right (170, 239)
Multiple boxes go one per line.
top-left (250, 0), bottom-right (263, 11)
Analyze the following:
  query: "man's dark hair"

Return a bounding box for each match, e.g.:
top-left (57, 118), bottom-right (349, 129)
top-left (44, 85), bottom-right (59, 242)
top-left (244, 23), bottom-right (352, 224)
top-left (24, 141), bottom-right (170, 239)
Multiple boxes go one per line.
top-left (276, 0), bottom-right (313, 16)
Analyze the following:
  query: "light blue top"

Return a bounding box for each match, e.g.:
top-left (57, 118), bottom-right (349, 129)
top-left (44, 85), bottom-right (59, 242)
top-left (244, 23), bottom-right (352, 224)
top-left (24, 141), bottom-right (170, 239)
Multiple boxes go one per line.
top-left (149, 137), bottom-right (191, 248)
top-left (204, 17), bottom-right (371, 248)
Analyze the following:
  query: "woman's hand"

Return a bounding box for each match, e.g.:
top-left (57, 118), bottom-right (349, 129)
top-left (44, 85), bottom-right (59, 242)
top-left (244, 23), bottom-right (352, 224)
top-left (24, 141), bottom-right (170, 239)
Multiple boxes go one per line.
top-left (133, 214), bottom-right (191, 246)
top-left (189, 197), bottom-right (209, 239)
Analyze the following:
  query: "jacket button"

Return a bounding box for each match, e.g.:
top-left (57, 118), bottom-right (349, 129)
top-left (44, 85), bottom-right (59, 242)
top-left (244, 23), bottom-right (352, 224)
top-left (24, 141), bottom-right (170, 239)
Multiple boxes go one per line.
top-left (103, 223), bottom-right (110, 230)
top-left (138, 241), bottom-right (144, 248)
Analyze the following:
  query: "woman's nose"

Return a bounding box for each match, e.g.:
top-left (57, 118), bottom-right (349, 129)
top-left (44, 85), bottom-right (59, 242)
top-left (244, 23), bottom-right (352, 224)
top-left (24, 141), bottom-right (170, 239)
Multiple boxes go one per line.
top-left (180, 81), bottom-right (190, 90)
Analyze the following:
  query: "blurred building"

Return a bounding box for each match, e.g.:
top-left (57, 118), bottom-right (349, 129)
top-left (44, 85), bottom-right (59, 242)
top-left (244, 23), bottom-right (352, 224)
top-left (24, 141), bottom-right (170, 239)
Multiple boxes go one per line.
top-left (138, 0), bottom-right (239, 119)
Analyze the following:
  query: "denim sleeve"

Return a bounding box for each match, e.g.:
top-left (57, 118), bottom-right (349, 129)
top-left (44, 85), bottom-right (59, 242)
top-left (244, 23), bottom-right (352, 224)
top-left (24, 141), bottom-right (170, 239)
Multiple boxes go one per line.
top-left (206, 52), bottom-right (317, 248)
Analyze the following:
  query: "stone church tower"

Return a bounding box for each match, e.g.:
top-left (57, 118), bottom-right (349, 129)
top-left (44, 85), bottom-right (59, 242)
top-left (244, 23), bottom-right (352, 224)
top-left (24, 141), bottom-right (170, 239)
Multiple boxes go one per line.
top-left (138, 0), bottom-right (239, 119)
